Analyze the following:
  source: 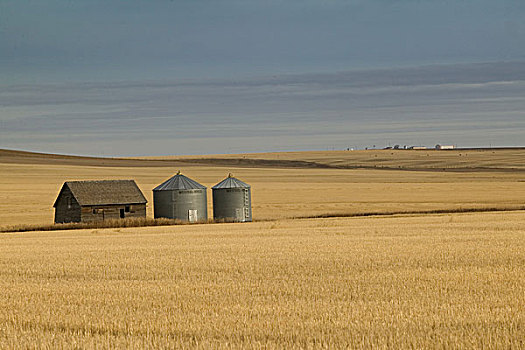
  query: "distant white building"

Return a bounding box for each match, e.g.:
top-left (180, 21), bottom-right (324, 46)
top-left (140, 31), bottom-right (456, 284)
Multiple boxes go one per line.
top-left (435, 144), bottom-right (455, 150)
top-left (408, 146), bottom-right (427, 150)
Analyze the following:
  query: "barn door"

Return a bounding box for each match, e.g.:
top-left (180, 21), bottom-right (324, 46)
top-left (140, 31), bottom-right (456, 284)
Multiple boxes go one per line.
top-left (188, 209), bottom-right (198, 222)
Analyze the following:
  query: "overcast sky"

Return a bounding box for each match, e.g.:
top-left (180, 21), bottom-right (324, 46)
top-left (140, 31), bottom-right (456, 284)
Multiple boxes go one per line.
top-left (1, 0), bottom-right (524, 155)
top-left (2, 0), bottom-right (525, 84)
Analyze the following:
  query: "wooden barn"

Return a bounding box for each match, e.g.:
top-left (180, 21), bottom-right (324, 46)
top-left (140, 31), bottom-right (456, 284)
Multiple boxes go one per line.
top-left (53, 180), bottom-right (147, 223)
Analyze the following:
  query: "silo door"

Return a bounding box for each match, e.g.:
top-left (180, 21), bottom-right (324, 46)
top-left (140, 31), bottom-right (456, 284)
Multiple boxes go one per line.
top-left (235, 208), bottom-right (245, 221)
top-left (188, 209), bottom-right (198, 222)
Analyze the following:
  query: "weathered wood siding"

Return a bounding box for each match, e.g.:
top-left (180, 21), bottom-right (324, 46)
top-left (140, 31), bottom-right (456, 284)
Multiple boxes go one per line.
top-left (54, 186), bottom-right (81, 223)
top-left (80, 204), bottom-right (146, 222)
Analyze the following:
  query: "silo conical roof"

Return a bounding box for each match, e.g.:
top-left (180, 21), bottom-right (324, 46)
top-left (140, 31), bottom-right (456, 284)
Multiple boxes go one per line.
top-left (153, 173), bottom-right (206, 191)
top-left (212, 174), bottom-right (250, 189)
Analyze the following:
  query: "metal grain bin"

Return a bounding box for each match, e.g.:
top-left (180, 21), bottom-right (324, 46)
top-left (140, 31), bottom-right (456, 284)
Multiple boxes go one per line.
top-left (153, 172), bottom-right (207, 222)
top-left (212, 174), bottom-right (252, 222)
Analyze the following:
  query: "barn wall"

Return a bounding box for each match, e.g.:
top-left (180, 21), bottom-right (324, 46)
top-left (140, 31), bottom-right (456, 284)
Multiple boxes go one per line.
top-left (80, 204), bottom-right (146, 222)
top-left (131, 204), bottom-right (147, 219)
top-left (54, 186), bottom-right (81, 223)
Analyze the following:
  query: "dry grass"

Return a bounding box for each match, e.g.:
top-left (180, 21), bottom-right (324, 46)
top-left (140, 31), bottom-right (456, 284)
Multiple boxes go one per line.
top-left (0, 212), bottom-right (524, 348)
top-left (3, 148), bottom-right (525, 171)
top-left (0, 149), bottom-right (524, 347)
top-left (3, 206), bottom-right (524, 233)
top-left (1, 217), bottom-right (203, 233)
top-left (1, 160), bottom-right (524, 226)
top-left (136, 148), bottom-right (525, 171)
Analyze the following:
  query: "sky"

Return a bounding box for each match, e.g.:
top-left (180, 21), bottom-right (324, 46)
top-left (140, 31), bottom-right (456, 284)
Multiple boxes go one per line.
top-left (1, 0), bottom-right (525, 155)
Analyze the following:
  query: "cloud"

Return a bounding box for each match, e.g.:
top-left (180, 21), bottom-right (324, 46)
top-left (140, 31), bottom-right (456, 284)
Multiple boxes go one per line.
top-left (1, 62), bottom-right (524, 155)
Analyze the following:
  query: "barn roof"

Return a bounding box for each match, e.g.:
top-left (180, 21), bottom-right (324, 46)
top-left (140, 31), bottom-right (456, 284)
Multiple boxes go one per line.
top-left (54, 180), bottom-right (147, 207)
top-left (212, 175), bottom-right (250, 189)
top-left (153, 173), bottom-right (206, 191)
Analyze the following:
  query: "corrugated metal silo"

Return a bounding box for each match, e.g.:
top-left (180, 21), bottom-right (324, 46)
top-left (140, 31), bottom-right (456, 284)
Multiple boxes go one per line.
top-left (212, 174), bottom-right (252, 222)
top-left (153, 172), bottom-right (207, 222)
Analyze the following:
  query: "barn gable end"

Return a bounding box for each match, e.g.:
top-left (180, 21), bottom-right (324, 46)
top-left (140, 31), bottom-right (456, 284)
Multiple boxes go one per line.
top-left (54, 184), bottom-right (82, 223)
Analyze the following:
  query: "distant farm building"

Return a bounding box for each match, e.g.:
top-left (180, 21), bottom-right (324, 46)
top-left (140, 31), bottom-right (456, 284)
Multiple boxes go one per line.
top-left (212, 174), bottom-right (252, 222)
top-left (408, 146), bottom-right (428, 150)
top-left (153, 172), bottom-right (208, 222)
top-left (436, 144), bottom-right (455, 150)
top-left (53, 180), bottom-right (147, 223)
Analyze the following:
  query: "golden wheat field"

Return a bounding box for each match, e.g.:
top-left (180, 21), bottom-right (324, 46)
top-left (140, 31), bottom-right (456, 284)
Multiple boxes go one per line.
top-left (0, 149), bottom-right (524, 348)
top-left (1, 149), bottom-right (524, 227)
